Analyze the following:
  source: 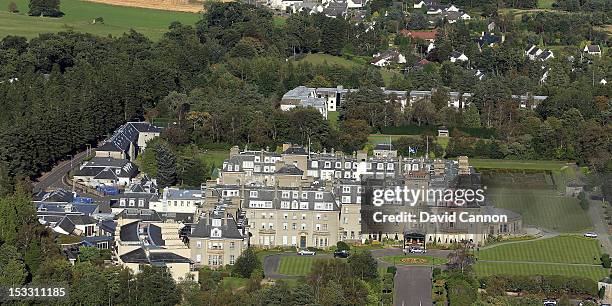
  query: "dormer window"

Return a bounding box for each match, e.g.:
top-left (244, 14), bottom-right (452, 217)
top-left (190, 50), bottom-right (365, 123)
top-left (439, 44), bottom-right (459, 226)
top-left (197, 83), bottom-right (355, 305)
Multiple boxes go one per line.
top-left (250, 191), bottom-right (258, 198)
top-left (228, 165), bottom-right (233, 171)
top-left (212, 219), bottom-right (221, 227)
top-left (211, 228), bottom-right (222, 238)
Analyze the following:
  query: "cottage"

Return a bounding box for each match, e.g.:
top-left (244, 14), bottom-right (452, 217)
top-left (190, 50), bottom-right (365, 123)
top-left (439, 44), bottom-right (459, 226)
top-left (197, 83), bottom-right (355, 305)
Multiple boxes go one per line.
top-left (583, 44), bottom-right (602, 56)
top-left (371, 50), bottom-right (407, 67)
top-left (450, 51), bottom-right (468, 63)
top-left (400, 29), bottom-right (438, 42)
top-left (73, 157), bottom-right (139, 187)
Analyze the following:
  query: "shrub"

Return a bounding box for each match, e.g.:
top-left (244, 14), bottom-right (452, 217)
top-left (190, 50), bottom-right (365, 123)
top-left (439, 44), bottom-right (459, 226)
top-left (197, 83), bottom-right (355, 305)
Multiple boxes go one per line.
top-left (602, 254), bottom-right (611, 268)
top-left (386, 266), bottom-right (397, 275)
top-left (336, 241), bottom-right (350, 251)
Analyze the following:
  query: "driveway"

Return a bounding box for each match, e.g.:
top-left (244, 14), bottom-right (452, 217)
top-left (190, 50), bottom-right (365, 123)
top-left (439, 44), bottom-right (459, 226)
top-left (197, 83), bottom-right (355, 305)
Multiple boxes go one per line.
top-left (394, 266), bottom-right (433, 306)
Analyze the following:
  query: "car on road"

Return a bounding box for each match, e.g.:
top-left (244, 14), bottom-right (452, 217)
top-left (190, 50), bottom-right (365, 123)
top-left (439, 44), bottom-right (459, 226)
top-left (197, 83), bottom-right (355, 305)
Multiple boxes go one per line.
top-left (543, 299), bottom-right (557, 306)
top-left (297, 249), bottom-right (316, 256)
top-left (584, 232), bottom-right (598, 238)
top-left (333, 250), bottom-right (349, 258)
top-left (404, 246), bottom-right (426, 254)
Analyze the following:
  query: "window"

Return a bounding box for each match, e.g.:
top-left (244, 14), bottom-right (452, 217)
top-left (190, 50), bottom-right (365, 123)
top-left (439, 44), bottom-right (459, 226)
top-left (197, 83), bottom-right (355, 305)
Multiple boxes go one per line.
top-left (342, 196), bottom-right (351, 204)
top-left (211, 228), bottom-right (222, 237)
top-left (323, 224), bottom-right (328, 230)
top-left (250, 191), bottom-right (258, 198)
top-left (315, 192), bottom-right (323, 200)
top-left (315, 224), bottom-right (320, 231)
top-left (227, 165), bottom-right (233, 171)
top-left (292, 223), bottom-right (296, 230)
top-left (196, 241), bottom-right (202, 248)
top-left (268, 223), bottom-right (274, 229)
top-left (281, 201), bottom-right (290, 209)
top-left (292, 191), bottom-right (299, 198)
top-left (324, 161), bottom-right (331, 168)
top-left (335, 162), bottom-right (341, 168)
top-left (120, 199), bottom-right (126, 207)
top-left (254, 156), bottom-right (260, 162)
top-left (283, 213), bottom-right (288, 219)
top-left (344, 162), bottom-right (351, 169)
top-left (229, 255), bottom-right (235, 265)
top-left (138, 199), bottom-right (144, 207)
top-left (387, 163), bottom-right (394, 170)
top-left (230, 242), bottom-right (235, 249)
top-left (196, 254), bottom-right (201, 262)
top-left (261, 213), bottom-right (266, 219)
top-left (301, 223), bottom-right (306, 230)
top-left (282, 191), bottom-right (290, 198)
top-left (342, 186), bottom-right (350, 193)
top-left (344, 217), bottom-right (348, 224)
top-left (283, 223), bottom-right (288, 230)
top-left (377, 163), bottom-right (384, 170)
top-left (301, 214), bottom-right (306, 220)
top-left (301, 192), bottom-right (308, 199)
top-left (299, 202), bottom-right (309, 209)
top-left (128, 199), bottom-right (135, 207)
top-left (316, 214), bottom-right (321, 220)
top-left (311, 161), bottom-right (318, 168)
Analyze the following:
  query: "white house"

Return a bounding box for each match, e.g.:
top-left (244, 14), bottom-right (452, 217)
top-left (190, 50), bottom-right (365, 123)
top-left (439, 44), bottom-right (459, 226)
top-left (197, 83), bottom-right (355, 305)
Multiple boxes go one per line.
top-left (460, 13), bottom-right (471, 20)
top-left (450, 51), bottom-right (468, 63)
top-left (600, 79), bottom-right (607, 85)
top-left (446, 4), bottom-right (459, 11)
top-left (371, 50), bottom-right (406, 67)
top-left (584, 44), bottom-right (602, 56)
top-left (149, 188), bottom-right (202, 216)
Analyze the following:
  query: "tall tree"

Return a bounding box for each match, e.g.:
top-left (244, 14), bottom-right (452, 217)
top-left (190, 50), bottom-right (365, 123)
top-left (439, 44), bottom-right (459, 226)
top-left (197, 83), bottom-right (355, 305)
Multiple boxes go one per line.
top-left (155, 143), bottom-right (178, 189)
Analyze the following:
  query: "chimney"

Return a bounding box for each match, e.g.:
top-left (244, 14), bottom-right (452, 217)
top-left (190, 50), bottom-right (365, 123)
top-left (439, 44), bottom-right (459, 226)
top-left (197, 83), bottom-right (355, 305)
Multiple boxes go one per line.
top-left (282, 143), bottom-right (292, 152)
top-left (458, 156), bottom-right (469, 175)
top-left (357, 150), bottom-right (367, 162)
top-left (230, 146), bottom-right (240, 157)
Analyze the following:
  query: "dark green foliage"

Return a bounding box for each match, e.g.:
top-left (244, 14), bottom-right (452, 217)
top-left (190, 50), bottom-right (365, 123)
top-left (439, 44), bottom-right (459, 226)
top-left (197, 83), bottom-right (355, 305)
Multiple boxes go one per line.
top-left (155, 143), bottom-right (177, 189)
top-left (129, 265), bottom-right (181, 306)
top-left (336, 241), bottom-right (350, 251)
top-left (386, 266), bottom-right (397, 275)
top-left (601, 253), bottom-right (611, 268)
top-left (232, 247), bottom-right (261, 278)
top-left (28, 0), bottom-right (63, 17)
top-left (481, 275), bottom-right (598, 296)
top-left (347, 251), bottom-right (379, 281)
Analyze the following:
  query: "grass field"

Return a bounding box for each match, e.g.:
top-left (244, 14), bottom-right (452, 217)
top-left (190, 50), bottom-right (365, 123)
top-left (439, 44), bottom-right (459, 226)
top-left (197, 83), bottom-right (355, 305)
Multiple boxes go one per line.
top-left (380, 255), bottom-right (448, 266)
top-left (278, 256), bottom-right (320, 276)
top-left (476, 236), bottom-right (602, 264)
top-left (474, 262), bottom-right (608, 281)
top-left (485, 188), bottom-right (592, 232)
top-left (474, 236), bottom-right (608, 281)
top-left (0, 0), bottom-right (200, 39)
top-left (221, 277), bottom-right (248, 290)
top-left (328, 111), bottom-right (339, 129)
top-left (296, 53), bottom-right (400, 87)
top-left (537, 0), bottom-right (555, 8)
top-left (470, 159), bottom-right (567, 171)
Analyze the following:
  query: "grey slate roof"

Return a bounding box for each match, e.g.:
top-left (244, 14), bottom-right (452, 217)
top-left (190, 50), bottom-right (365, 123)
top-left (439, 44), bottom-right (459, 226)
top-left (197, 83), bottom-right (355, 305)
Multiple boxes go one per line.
top-left (374, 144), bottom-right (394, 150)
top-left (119, 221), bottom-right (139, 242)
top-left (188, 214), bottom-right (244, 239)
top-left (283, 146), bottom-right (308, 155)
top-left (275, 164), bottom-right (304, 175)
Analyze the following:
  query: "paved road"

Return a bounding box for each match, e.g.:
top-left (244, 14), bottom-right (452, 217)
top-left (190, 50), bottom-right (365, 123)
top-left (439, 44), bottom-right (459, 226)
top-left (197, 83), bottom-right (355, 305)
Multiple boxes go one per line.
top-left (586, 194), bottom-right (612, 254)
top-left (394, 266), bottom-right (432, 306)
top-left (33, 149), bottom-right (90, 193)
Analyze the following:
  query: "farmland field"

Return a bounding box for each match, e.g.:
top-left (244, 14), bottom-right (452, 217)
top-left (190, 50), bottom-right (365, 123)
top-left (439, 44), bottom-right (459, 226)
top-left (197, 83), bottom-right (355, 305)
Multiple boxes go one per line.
top-left (0, 0), bottom-right (200, 39)
top-left (474, 235), bottom-right (608, 281)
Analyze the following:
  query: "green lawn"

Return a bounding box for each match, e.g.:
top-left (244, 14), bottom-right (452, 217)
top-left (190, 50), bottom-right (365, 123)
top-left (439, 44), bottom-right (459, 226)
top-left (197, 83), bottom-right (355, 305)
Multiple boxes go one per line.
top-left (537, 0), bottom-right (555, 9)
top-left (380, 255), bottom-right (448, 266)
top-left (198, 150), bottom-right (229, 175)
top-left (474, 262), bottom-right (608, 281)
top-left (474, 236), bottom-right (608, 281)
top-left (278, 256), bottom-right (320, 276)
top-left (328, 111), bottom-right (339, 129)
top-left (296, 53), bottom-right (399, 87)
top-left (470, 159), bottom-right (567, 171)
top-left (476, 236), bottom-right (602, 264)
top-left (0, 0), bottom-right (200, 40)
top-left (221, 277), bottom-right (248, 290)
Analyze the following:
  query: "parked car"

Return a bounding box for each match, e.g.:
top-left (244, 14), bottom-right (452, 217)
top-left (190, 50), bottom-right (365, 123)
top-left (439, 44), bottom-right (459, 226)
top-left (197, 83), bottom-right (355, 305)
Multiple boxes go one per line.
top-left (334, 250), bottom-right (349, 258)
top-left (297, 249), bottom-right (316, 256)
top-left (543, 299), bottom-right (557, 306)
top-left (404, 246), bottom-right (426, 254)
top-left (584, 232), bottom-right (598, 238)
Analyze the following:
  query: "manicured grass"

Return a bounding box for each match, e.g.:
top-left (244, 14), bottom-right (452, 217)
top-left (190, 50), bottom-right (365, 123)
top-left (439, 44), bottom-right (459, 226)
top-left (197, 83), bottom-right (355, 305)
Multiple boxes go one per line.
top-left (469, 159), bottom-right (567, 171)
top-left (328, 111), bottom-right (339, 129)
top-left (221, 277), bottom-right (248, 290)
top-left (198, 150), bottom-right (229, 172)
top-left (437, 136), bottom-right (449, 149)
top-left (537, 0), bottom-right (555, 9)
top-left (278, 256), bottom-right (320, 276)
top-left (485, 188), bottom-right (592, 233)
top-left (476, 236), bottom-right (602, 265)
top-left (474, 262), bottom-right (608, 281)
top-left (297, 53), bottom-right (359, 68)
top-left (380, 255), bottom-right (448, 266)
top-left (0, 0), bottom-right (200, 40)
top-left (368, 134), bottom-right (420, 144)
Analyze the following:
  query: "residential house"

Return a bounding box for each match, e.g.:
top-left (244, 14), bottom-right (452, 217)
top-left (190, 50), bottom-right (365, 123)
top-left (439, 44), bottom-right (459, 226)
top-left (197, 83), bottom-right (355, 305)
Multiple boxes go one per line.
top-left (373, 143), bottom-right (398, 158)
top-left (584, 44), bottom-right (602, 56)
top-left (450, 51), bottom-right (468, 63)
top-left (73, 157), bottom-right (138, 188)
top-left (280, 86), bottom-right (329, 119)
top-left (96, 122), bottom-right (161, 161)
top-left (476, 32), bottom-right (504, 50)
top-left (187, 210), bottom-right (247, 268)
top-left (54, 214), bottom-right (98, 236)
top-left (412, 58), bottom-right (431, 71)
top-left (115, 217), bottom-right (197, 282)
top-left (525, 45), bottom-right (554, 61)
top-left (149, 187), bottom-right (203, 223)
top-left (371, 50), bottom-right (407, 67)
top-left (511, 93), bottom-right (548, 109)
top-left (400, 29), bottom-right (438, 43)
